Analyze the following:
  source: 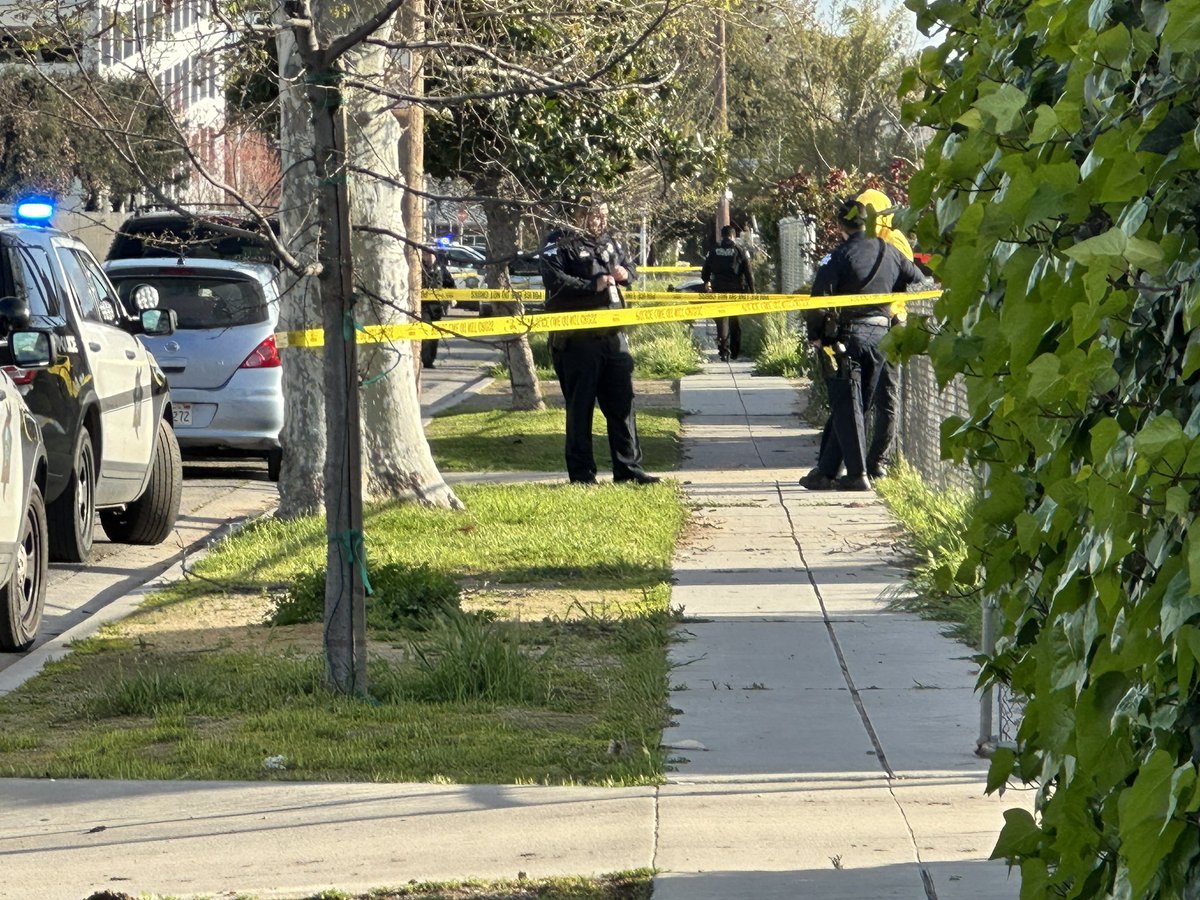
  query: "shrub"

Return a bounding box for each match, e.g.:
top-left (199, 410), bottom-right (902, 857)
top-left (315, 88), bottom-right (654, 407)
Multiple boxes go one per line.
top-left (629, 321), bottom-right (703, 378)
top-left (875, 459), bottom-right (979, 647)
top-left (750, 312), bottom-right (805, 377)
top-left (409, 610), bottom-right (549, 704)
top-left (269, 563), bottom-right (461, 629)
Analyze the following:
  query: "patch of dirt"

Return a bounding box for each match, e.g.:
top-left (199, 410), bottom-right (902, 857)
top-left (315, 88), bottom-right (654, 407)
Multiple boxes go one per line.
top-left (107, 585), bottom-right (656, 661)
top-left (462, 585), bottom-right (655, 622)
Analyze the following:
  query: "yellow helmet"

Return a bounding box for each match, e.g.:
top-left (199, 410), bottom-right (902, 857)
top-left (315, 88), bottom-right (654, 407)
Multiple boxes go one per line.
top-left (856, 188), bottom-right (912, 261)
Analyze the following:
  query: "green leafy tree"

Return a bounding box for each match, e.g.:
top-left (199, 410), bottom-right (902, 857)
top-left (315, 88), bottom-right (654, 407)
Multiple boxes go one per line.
top-left (424, 0), bottom-right (706, 409)
top-left (0, 71), bottom-right (185, 208)
top-left (901, 0), bottom-right (1200, 894)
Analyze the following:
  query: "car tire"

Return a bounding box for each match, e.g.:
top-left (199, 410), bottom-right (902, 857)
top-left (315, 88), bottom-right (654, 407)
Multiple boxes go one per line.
top-left (0, 484), bottom-right (48, 652)
top-left (48, 427), bottom-right (96, 563)
top-left (99, 418), bottom-right (182, 545)
top-left (266, 446), bottom-right (282, 482)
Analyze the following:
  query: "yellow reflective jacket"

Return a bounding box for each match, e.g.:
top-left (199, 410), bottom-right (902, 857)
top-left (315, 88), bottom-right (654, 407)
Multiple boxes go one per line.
top-left (857, 189), bottom-right (912, 322)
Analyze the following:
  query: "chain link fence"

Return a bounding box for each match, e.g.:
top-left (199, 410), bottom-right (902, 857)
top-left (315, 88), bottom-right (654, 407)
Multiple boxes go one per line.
top-left (892, 296), bottom-right (1021, 752)
top-left (778, 216), bottom-right (816, 294)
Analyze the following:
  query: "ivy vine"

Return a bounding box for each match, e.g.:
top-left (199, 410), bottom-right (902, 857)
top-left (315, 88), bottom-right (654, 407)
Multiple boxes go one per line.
top-left (898, 0), bottom-right (1200, 895)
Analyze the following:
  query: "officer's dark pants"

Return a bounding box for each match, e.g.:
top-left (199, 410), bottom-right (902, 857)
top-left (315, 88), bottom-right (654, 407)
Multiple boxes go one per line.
top-left (715, 316), bottom-right (741, 359)
top-left (816, 322), bottom-right (887, 479)
top-left (867, 359), bottom-right (898, 473)
top-left (551, 331), bottom-right (647, 483)
top-left (420, 305), bottom-right (441, 368)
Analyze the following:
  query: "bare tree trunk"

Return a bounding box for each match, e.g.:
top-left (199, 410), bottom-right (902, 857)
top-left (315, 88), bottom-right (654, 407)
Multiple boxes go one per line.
top-left (483, 195), bottom-right (544, 412)
top-left (347, 44), bottom-right (462, 508)
top-left (274, 22), bottom-right (327, 518)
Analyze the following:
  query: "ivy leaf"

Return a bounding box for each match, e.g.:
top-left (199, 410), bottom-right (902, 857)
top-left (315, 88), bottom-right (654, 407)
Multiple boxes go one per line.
top-left (1138, 106), bottom-right (1197, 155)
top-left (1117, 750), bottom-right (1192, 895)
top-left (1134, 415), bottom-right (1183, 459)
top-left (1064, 228), bottom-right (1126, 265)
top-left (1166, 485), bottom-right (1191, 517)
top-left (973, 84), bottom-right (1028, 133)
top-left (986, 747), bottom-right (1017, 795)
top-left (1089, 417), bottom-right (1123, 461)
top-left (1025, 353), bottom-right (1062, 401)
top-left (1162, 0), bottom-right (1200, 52)
top-left (1124, 237), bottom-right (1165, 273)
top-left (991, 807), bottom-right (1042, 860)
top-left (1029, 105), bottom-right (1059, 143)
top-left (1187, 530), bottom-right (1200, 599)
top-left (1162, 568), bottom-right (1200, 637)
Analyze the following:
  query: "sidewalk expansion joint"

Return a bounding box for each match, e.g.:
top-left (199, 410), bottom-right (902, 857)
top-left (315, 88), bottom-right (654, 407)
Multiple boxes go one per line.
top-left (775, 480), bottom-right (895, 779)
top-left (775, 481), bottom-right (941, 899)
top-left (651, 784), bottom-right (663, 874)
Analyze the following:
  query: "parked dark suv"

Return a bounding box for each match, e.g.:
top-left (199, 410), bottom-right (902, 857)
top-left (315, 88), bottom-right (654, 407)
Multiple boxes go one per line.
top-left (1, 202), bottom-right (182, 563)
top-left (107, 209), bottom-right (280, 266)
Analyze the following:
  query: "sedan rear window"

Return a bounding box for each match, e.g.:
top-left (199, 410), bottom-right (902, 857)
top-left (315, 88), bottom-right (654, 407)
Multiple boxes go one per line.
top-left (109, 274), bottom-right (269, 329)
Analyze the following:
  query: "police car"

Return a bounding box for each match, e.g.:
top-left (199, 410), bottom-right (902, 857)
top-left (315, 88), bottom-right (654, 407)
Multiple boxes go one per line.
top-left (0, 310), bottom-right (50, 650)
top-left (0, 200), bottom-right (182, 563)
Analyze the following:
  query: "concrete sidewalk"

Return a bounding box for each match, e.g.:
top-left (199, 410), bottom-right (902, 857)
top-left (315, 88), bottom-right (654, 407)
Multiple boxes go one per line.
top-left (0, 358), bottom-right (1028, 900)
top-left (655, 359), bottom-right (1027, 899)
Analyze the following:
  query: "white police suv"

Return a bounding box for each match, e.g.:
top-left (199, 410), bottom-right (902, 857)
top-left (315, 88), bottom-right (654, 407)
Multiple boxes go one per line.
top-left (0, 200), bottom-right (182, 563)
top-left (0, 307), bottom-right (51, 650)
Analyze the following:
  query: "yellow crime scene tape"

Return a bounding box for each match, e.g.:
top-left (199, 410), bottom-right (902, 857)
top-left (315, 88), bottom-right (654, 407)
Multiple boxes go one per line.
top-left (275, 289), bottom-right (941, 348)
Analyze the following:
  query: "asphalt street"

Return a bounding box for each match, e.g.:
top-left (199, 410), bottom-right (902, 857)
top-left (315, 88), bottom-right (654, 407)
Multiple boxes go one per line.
top-left (0, 458), bottom-right (280, 681)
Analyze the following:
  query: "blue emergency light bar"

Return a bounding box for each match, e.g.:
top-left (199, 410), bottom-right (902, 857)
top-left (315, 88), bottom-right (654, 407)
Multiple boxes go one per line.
top-left (14, 199), bottom-right (55, 224)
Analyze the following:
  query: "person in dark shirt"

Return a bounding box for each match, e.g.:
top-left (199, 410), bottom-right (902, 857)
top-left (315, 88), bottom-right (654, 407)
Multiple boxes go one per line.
top-left (800, 197), bottom-right (923, 491)
top-left (701, 224), bottom-right (755, 361)
top-left (856, 189), bottom-right (915, 478)
top-left (420, 250), bottom-right (455, 369)
top-left (540, 197), bottom-right (659, 486)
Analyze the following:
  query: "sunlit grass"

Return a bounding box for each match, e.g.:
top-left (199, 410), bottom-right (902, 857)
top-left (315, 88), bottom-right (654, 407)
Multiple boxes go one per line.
top-left (876, 458), bottom-right (980, 647)
top-left (0, 482), bottom-right (687, 784)
top-left (426, 408), bottom-right (682, 473)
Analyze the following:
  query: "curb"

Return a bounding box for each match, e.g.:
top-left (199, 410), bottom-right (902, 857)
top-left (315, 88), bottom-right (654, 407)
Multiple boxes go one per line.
top-left (422, 374), bottom-right (494, 423)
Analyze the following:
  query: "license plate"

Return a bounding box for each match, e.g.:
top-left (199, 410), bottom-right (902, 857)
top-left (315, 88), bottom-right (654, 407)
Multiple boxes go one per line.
top-left (172, 403), bottom-right (193, 426)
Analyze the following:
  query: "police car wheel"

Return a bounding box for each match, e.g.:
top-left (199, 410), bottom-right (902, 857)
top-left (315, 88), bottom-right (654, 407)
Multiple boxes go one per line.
top-left (48, 427), bottom-right (96, 563)
top-left (266, 447), bottom-right (282, 482)
top-left (0, 483), bottom-right (48, 652)
top-left (100, 418), bottom-right (182, 546)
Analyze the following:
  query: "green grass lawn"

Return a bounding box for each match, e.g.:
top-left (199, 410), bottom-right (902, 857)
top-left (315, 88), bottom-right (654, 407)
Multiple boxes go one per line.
top-left (426, 408), bottom-right (683, 473)
top-left (0, 473), bottom-right (688, 783)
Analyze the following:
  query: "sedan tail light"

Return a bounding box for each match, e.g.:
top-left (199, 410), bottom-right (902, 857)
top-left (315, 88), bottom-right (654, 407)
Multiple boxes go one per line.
top-left (1, 366), bottom-right (35, 385)
top-left (239, 335), bottom-right (282, 369)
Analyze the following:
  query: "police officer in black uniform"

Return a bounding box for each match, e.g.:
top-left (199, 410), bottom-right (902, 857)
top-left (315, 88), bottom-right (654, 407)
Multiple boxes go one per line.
top-left (540, 197), bottom-right (659, 486)
top-left (701, 224), bottom-right (755, 361)
top-left (800, 197), bottom-right (923, 491)
top-left (421, 250), bottom-right (455, 369)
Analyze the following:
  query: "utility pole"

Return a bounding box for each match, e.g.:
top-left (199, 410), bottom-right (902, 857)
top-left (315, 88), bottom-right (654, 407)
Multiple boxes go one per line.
top-left (398, 0), bottom-right (425, 378)
top-left (310, 66), bottom-right (369, 696)
top-left (715, 7), bottom-right (730, 241)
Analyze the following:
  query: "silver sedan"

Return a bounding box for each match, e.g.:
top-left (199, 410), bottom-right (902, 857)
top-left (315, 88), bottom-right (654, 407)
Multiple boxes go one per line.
top-left (104, 258), bottom-right (284, 480)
